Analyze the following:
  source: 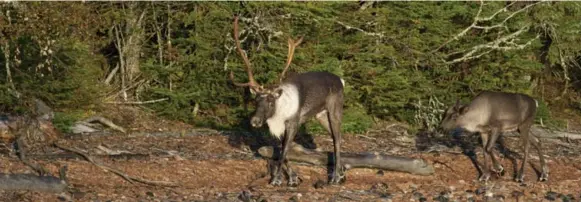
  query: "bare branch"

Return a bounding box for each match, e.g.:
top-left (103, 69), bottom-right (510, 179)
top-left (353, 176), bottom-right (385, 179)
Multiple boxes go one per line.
top-left (336, 21), bottom-right (385, 38)
top-left (433, 1), bottom-right (545, 53)
top-left (476, 1), bottom-right (515, 21)
top-left (54, 143), bottom-right (178, 187)
top-left (445, 24), bottom-right (540, 64)
top-left (104, 98), bottom-right (168, 105)
top-left (104, 63), bottom-right (120, 85)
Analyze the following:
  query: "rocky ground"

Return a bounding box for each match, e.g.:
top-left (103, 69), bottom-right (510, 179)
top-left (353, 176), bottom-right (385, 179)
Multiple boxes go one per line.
top-left (0, 122), bottom-right (580, 202)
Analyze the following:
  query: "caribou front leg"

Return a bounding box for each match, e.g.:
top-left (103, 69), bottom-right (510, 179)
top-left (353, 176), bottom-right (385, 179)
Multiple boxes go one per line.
top-left (270, 117), bottom-right (300, 187)
top-left (487, 129), bottom-right (504, 176)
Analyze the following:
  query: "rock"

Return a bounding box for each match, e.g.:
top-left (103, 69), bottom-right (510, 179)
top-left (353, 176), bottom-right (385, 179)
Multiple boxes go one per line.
top-left (380, 193), bottom-right (392, 199)
top-left (313, 180), bottom-right (325, 189)
top-left (511, 191), bottom-right (524, 198)
top-left (475, 187), bottom-right (486, 195)
top-left (559, 193), bottom-right (574, 202)
top-left (146, 191), bottom-right (155, 197)
top-left (412, 191), bottom-right (426, 202)
top-left (544, 191), bottom-right (558, 201)
top-left (238, 190), bottom-right (252, 202)
top-left (494, 194), bottom-right (505, 202)
top-left (289, 193), bottom-right (302, 202)
top-left (34, 98), bottom-right (54, 121)
top-left (433, 191), bottom-right (450, 202)
top-left (71, 123), bottom-right (98, 134)
top-left (370, 182), bottom-right (389, 194)
top-left (376, 170), bottom-right (385, 176)
top-left (466, 196), bottom-right (475, 202)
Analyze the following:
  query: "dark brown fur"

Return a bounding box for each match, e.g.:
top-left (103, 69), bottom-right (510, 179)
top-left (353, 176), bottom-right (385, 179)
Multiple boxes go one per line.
top-left (251, 71), bottom-right (346, 186)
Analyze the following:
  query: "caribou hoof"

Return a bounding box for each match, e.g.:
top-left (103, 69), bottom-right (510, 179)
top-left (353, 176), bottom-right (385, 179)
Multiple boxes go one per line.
top-left (515, 173), bottom-right (525, 183)
top-left (492, 165), bottom-right (505, 176)
top-left (478, 173), bottom-right (491, 182)
top-left (539, 172), bottom-right (549, 182)
top-left (287, 175), bottom-right (300, 187)
top-left (269, 175), bottom-right (283, 186)
top-left (329, 173), bottom-right (346, 184)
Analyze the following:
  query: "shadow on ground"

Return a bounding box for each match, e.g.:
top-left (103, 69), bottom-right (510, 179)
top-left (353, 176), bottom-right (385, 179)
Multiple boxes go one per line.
top-left (224, 117), bottom-right (318, 159)
top-left (414, 128), bottom-right (523, 179)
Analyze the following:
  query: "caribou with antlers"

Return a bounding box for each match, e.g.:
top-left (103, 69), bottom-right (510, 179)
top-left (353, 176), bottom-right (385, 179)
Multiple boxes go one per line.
top-left (229, 16), bottom-right (346, 186)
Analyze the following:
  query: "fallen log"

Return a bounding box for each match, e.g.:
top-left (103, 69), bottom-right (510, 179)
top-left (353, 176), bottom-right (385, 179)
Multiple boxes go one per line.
top-left (498, 125), bottom-right (581, 140)
top-left (531, 125), bottom-right (581, 140)
top-left (0, 173), bottom-right (67, 193)
top-left (258, 143), bottom-right (435, 176)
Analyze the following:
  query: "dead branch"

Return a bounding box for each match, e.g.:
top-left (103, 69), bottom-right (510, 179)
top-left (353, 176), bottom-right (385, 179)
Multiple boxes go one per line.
top-left (335, 20), bottom-right (424, 58)
top-left (106, 77), bottom-right (147, 101)
top-left (15, 136), bottom-right (49, 176)
top-left (445, 25), bottom-right (539, 64)
top-left (434, 0), bottom-right (544, 53)
top-left (336, 21), bottom-right (384, 38)
top-left (54, 143), bottom-right (178, 187)
top-left (258, 143), bottom-right (434, 176)
top-left (96, 144), bottom-right (133, 155)
top-left (104, 98), bottom-right (168, 105)
top-left (104, 63), bottom-right (120, 85)
top-left (0, 173), bottom-right (67, 193)
top-left (81, 116), bottom-right (126, 134)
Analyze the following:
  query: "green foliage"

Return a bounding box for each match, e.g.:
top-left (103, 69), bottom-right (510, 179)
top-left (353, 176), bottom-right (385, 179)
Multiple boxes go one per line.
top-left (52, 111), bottom-right (84, 134)
top-left (13, 40), bottom-right (105, 109)
top-left (2, 2), bottom-right (581, 135)
top-left (306, 104), bottom-right (374, 135)
top-left (535, 100), bottom-right (566, 129)
top-left (0, 85), bottom-right (24, 114)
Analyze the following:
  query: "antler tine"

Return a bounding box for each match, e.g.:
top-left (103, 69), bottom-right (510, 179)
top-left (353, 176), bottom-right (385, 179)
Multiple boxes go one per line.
top-left (279, 36), bottom-right (304, 83)
top-left (230, 15), bottom-right (262, 90)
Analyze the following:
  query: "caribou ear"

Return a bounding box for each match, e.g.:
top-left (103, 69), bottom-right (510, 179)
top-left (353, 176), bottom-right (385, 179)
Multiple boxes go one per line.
top-left (249, 88), bottom-right (258, 95)
top-left (272, 88), bottom-right (283, 98)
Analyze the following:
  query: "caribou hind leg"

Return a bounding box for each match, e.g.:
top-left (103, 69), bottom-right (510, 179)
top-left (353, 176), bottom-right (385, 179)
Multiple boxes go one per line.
top-left (530, 135), bottom-right (549, 181)
top-left (516, 121), bottom-right (533, 183)
top-left (327, 93), bottom-right (345, 184)
top-left (479, 132), bottom-right (492, 182)
top-left (316, 110), bottom-right (331, 134)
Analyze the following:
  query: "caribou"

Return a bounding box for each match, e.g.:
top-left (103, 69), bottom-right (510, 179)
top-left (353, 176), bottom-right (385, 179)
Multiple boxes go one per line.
top-left (440, 90), bottom-right (548, 183)
top-left (229, 16), bottom-right (346, 186)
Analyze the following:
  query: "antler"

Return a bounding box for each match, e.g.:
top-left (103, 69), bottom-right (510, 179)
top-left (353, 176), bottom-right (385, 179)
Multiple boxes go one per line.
top-left (278, 36), bottom-right (303, 83)
top-left (229, 15), bottom-right (262, 91)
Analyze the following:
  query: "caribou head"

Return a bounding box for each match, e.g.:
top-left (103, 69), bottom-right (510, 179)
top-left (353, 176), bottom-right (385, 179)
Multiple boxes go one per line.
top-left (229, 16), bottom-right (303, 128)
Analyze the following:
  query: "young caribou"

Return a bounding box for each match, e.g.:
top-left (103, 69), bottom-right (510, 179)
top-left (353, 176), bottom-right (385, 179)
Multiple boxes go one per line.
top-left (229, 16), bottom-right (346, 186)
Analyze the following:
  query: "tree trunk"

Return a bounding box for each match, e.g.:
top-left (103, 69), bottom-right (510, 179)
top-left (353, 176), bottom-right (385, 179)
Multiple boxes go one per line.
top-left (122, 3), bottom-right (147, 82)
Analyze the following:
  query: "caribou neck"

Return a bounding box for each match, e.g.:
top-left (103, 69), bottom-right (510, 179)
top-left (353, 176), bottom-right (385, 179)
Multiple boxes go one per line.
top-left (266, 83), bottom-right (300, 139)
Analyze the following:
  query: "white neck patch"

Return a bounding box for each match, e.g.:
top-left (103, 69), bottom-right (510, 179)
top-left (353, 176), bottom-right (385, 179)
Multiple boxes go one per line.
top-left (266, 84), bottom-right (300, 139)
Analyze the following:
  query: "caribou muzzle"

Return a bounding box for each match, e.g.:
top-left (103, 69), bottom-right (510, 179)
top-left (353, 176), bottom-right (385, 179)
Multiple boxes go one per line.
top-left (250, 116), bottom-right (264, 128)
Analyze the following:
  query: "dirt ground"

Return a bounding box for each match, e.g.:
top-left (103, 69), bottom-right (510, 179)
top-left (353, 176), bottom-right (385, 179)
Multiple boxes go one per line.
top-left (1, 120), bottom-right (581, 202)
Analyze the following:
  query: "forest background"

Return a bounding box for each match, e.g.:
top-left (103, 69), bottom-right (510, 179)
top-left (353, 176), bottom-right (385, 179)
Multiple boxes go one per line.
top-left (1, 1), bottom-right (580, 135)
